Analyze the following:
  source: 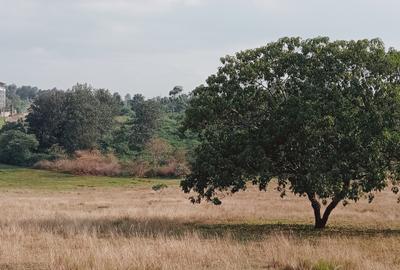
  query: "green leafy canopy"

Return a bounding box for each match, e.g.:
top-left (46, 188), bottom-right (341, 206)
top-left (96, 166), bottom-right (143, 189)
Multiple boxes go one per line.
top-left (182, 37), bottom-right (400, 228)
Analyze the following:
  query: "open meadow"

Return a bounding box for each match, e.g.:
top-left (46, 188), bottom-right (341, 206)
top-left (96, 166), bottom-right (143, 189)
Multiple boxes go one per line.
top-left (2, 0), bottom-right (400, 269)
top-left (0, 165), bottom-right (398, 270)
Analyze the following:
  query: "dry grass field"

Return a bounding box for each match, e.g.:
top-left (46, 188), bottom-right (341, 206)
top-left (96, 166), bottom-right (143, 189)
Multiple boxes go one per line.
top-left (0, 167), bottom-right (399, 269)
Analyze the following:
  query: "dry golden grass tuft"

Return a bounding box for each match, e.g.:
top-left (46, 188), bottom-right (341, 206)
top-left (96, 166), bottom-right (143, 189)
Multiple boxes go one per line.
top-left (0, 185), bottom-right (399, 269)
top-left (34, 150), bottom-right (122, 176)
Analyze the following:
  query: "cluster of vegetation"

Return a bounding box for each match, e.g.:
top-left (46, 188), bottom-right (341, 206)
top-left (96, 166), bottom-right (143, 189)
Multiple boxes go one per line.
top-left (0, 84), bottom-right (195, 177)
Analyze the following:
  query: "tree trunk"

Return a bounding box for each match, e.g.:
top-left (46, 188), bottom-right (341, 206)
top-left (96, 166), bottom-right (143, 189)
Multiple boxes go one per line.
top-left (307, 194), bottom-right (341, 229)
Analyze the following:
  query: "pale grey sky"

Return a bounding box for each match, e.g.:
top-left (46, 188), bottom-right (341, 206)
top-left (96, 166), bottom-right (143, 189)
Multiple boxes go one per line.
top-left (0, 0), bottom-right (399, 96)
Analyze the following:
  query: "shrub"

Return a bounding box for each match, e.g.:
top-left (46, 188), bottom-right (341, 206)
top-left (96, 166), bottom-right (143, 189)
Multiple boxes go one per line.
top-left (154, 161), bottom-right (190, 178)
top-left (154, 163), bottom-right (176, 177)
top-left (132, 137), bottom-right (190, 178)
top-left (30, 153), bottom-right (52, 164)
top-left (46, 144), bottom-right (68, 161)
top-left (0, 130), bottom-right (39, 166)
top-left (0, 120), bottom-right (27, 133)
top-left (151, 183), bottom-right (168, 192)
top-left (143, 138), bottom-right (172, 166)
top-left (34, 150), bottom-right (121, 176)
top-left (129, 160), bottom-right (151, 178)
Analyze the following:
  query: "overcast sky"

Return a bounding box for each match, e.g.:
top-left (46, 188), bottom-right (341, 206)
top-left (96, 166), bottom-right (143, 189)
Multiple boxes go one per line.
top-left (0, 0), bottom-right (399, 96)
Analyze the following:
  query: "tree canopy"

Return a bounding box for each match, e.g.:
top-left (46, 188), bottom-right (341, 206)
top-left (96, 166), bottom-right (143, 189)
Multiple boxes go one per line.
top-left (128, 94), bottom-right (161, 151)
top-left (0, 130), bottom-right (39, 166)
top-left (27, 84), bottom-right (121, 153)
top-left (182, 37), bottom-right (400, 228)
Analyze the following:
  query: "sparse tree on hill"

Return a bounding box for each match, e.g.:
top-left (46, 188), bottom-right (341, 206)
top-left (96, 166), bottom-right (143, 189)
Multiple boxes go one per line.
top-left (182, 37), bottom-right (400, 229)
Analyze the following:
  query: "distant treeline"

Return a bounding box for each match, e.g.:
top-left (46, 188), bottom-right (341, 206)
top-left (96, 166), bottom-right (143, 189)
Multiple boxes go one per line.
top-left (5, 84), bottom-right (40, 113)
top-left (0, 83), bottom-right (196, 177)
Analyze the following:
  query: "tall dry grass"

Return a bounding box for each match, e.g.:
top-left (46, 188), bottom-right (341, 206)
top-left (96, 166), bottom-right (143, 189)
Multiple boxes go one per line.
top-left (0, 186), bottom-right (399, 269)
top-left (34, 150), bottom-right (122, 176)
top-left (34, 147), bottom-right (189, 178)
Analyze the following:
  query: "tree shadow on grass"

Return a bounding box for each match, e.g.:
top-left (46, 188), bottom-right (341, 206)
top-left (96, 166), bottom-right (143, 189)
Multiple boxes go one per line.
top-left (17, 217), bottom-right (400, 240)
top-left (19, 216), bottom-right (188, 238)
top-left (194, 223), bottom-right (400, 240)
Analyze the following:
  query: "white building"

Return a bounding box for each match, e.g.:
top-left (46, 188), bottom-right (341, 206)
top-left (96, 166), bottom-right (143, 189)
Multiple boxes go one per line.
top-left (0, 82), bottom-right (6, 112)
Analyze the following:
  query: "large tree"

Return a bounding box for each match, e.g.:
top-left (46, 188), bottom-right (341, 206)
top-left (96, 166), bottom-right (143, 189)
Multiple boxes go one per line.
top-left (27, 89), bottom-right (67, 150)
top-left (27, 84), bottom-right (118, 153)
top-left (182, 37), bottom-right (400, 229)
top-left (61, 84), bottom-right (102, 152)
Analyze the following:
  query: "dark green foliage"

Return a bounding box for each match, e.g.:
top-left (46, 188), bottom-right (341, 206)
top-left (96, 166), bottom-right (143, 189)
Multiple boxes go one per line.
top-left (0, 119), bottom-right (27, 134)
top-left (27, 89), bottom-right (67, 149)
top-left (156, 113), bottom-right (198, 150)
top-left (0, 130), bottom-right (39, 166)
top-left (27, 84), bottom-right (119, 153)
top-left (16, 85), bottom-right (39, 100)
top-left (169, 86), bottom-right (183, 97)
top-left (94, 89), bottom-right (123, 136)
top-left (128, 95), bottom-right (161, 151)
top-left (152, 183), bottom-right (168, 192)
top-left (112, 92), bottom-right (125, 115)
top-left (157, 89), bottom-right (190, 114)
top-left (182, 37), bottom-right (400, 228)
top-left (153, 89), bottom-right (197, 151)
top-left (105, 120), bottom-right (136, 158)
top-left (61, 84), bottom-right (102, 152)
top-left (99, 94), bottom-right (162, 157)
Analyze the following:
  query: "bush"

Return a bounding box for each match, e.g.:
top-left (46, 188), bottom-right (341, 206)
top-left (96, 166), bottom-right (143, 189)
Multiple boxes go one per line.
top-left (143, 138), bottom-right (172, 166)
top-left (46, 144), bottom-right (68, 161)
top-left (138, 138), bottom-right (190, 177)
top-left (153, 163), bottom-right (176, 177)
top-left (153, 161), bottom-right (190, 178)
top-left (151, 183), bottom-right (168, 192)
top-left (30, 153), bottom-right (52, 164)
top-left (0, 130), bottom-right (39, 166)
top-left (34, 150), bottom-right (121, 176)
top-left (127, 159), bottom-right (189, 178)
top-left (0, 120), bottom-right (27, 133)
top-left (129, 160), bottom-right (151, 178)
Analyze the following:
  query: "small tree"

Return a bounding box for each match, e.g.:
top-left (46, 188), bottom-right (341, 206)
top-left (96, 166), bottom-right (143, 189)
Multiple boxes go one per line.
top-left (182, 37), bottom-right (400, 229)
top-left (144, 138), bottom-right (173, 168)
top-left (169, 86), bottom-right (183, 98)
top-left (128, 95), bottom-right (161, 151)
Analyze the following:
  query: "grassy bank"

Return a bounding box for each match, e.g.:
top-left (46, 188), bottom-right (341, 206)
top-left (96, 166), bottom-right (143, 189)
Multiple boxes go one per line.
top-left (0, 164), bottom-right (179, 190)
